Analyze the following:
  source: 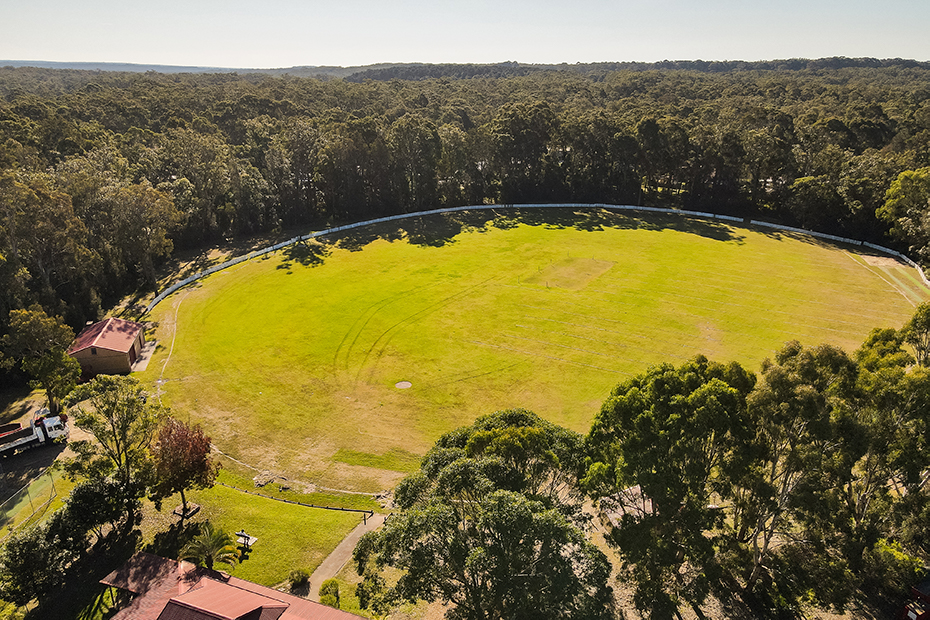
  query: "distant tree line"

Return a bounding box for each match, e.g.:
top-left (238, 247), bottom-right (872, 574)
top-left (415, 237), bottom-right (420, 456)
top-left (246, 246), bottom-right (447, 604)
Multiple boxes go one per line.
top-left (0, 63), bottom-right (929, 345)
top-left (356, 305), bottom-right (930, 619)
top-left (343, 57), bottom-right (930, 82)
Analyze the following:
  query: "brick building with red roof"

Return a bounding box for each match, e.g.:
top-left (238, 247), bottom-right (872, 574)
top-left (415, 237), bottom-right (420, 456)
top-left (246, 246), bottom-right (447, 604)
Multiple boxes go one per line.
top-left (67, 317), bottom-right (146, 377)
top-left (101, 552), bottom-right (364, 620)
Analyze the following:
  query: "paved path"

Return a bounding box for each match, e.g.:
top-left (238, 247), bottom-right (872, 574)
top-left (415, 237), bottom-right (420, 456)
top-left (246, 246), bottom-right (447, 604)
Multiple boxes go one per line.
top-left (307, 513), bottom-right (386, 601)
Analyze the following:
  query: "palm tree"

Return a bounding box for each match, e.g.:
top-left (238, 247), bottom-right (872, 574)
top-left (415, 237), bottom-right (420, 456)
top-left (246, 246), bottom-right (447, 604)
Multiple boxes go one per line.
top-left (180, 522), bottom-right (239, 570)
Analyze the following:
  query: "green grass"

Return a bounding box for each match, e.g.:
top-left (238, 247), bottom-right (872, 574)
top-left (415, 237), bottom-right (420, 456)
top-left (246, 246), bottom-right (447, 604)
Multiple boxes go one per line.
top-left (64, 468), bottom-right (370, 619)
top-left (0, 469), bottom-right (75, 537)
top-left (333, 448), bottom-right (422, 473)
top-left (180, 482), bottom-right (365, 586)
top-left (140, 208), bottom-right (929, 491)
top-left (75, 586), bottom-right (118, 620)
top-left (213, 469), bottom-right (380, 512)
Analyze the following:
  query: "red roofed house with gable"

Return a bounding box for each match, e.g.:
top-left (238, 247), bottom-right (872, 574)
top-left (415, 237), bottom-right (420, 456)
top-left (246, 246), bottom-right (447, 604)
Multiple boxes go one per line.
top-left (67, 317), bottom-right (146, 377)
top-left (101, 552), bottom-right (364, 620)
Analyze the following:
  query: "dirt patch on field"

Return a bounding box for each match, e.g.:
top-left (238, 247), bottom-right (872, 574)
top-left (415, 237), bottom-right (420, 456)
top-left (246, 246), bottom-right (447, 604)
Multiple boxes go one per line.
top-left (861, 254), bottom-right (907, 267)
top-left (523, 257), bottom-right (615, 291)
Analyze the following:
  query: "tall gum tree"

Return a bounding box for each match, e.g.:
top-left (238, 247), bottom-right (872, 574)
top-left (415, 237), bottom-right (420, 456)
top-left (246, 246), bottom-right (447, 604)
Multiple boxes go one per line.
top-left (583, 356), bottom-right (756, 619)
top-left (354, 409), bottom-right (613, 620)
top-left (734, 341), bottom-right (857, 590)
top-left (0, 304), bottom-right (80, 415)
top-left (62, 375), bottom-right (164, 514)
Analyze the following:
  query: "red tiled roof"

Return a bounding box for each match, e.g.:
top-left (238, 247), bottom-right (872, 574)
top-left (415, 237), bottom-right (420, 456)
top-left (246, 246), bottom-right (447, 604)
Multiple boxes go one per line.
top-left (167, 578), bottom-right (286, 620)
top-left (103, 555), bottom-right (198, 620)
top-left (104, 553), bottom-right (363, 620)
top-left (222, 575), bottom-right (358, 620)
top-left (68, 317), bottom-right (143, 354)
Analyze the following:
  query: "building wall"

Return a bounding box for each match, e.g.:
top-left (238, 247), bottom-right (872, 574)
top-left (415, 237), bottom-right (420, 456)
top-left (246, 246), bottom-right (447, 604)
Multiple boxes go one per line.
top-left (73, 346), bottom-right (131, 376)
top-left (70, 326), bottom-right (147, 378)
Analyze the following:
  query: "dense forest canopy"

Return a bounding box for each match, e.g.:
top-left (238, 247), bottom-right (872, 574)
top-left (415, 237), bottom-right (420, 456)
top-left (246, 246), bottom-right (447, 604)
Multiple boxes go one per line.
top-left (1, 60), bottom-right (929, 617)
top-left (0, 60), bottom-right (929, 339)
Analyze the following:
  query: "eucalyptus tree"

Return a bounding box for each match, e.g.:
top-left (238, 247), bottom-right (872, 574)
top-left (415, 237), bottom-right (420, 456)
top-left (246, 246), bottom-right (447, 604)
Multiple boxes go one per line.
top-left (354, 409), bottom-right (612, 620)
top-left (62, 375), bottom-right (165, 515)
top-left (584, 356), bottom-right (756, 619)
top-left (878, 167), bottom-right (930, 262)
top-left (0, 304), bottom-right (80, 415)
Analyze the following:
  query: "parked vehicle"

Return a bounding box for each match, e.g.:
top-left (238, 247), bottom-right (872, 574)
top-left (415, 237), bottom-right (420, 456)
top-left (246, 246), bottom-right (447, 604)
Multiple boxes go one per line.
top-left (902, 578), bottom-right (930, 620)
top-left (0, 409), bottom-right (69, 456)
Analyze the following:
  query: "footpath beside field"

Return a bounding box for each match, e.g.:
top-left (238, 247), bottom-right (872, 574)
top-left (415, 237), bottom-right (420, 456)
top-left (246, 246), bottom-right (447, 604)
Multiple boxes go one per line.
top-left (307, 512), bottom-right (386, 601)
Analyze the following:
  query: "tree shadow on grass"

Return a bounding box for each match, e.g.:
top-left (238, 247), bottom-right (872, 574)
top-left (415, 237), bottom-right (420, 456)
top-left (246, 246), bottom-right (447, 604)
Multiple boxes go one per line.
top-left (331, 223), bottom-right (406, 252)
top-left (748, 223), bottom-right (874, 255)
top-left (435, 206), bottom-right (746, 245)
top-left (144, 518), bottom-right (203, 560)
top-left (239, 206), bottom-right (749, 272)
top-left (277, 241), bottom-right (332, 272)
top-left (0, 442), bottom-right (69, 502)
top-left (31, 526), bottom-right (141, 620)
top-left (0, 384), bottom-right (38, 425)
top-left (320, 207), bottom-right (668, 253)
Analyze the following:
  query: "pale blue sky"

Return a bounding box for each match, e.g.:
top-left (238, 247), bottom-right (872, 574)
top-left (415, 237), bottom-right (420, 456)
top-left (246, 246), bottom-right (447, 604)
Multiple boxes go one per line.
top-left (1, 0), bottom-right (928, 68)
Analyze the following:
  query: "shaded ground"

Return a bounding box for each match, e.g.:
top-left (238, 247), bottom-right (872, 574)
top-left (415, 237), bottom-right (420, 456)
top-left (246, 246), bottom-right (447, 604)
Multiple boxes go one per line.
top-left (0, 442), bottom-right (69, 504)
top-left (0, 393), bottom-right (71, 504)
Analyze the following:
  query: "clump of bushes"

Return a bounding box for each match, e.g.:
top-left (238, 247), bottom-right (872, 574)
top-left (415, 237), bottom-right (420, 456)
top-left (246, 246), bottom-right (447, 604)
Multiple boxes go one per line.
top-left (287, 569), bottom-right (309, 591)
top-left (319, 579), bottom-right (340, 608)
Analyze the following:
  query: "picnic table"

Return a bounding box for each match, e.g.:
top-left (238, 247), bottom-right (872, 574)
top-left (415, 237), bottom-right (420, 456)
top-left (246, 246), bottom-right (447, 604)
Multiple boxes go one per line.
top-left (235, 530), bottom-right (257, 551)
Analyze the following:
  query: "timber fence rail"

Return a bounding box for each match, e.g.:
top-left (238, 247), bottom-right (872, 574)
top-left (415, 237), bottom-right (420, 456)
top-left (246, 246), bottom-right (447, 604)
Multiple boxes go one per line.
top-left (217, 482), bottom-right (375, 518)
top-left (143, 203), bottom-right (930, 315)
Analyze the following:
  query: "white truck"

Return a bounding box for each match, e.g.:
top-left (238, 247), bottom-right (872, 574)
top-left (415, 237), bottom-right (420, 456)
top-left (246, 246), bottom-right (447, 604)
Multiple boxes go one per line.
top-left (0, 409), bottom-right (69, 456)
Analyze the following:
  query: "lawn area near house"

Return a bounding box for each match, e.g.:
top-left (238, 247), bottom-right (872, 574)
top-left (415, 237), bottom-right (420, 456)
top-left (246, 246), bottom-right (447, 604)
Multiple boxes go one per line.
top-left (24, 464), bottom-right (373, 619)
top-left (179, 484), bottom-right (365, 586)
top-left (139, 207), bottom-right (930, 492)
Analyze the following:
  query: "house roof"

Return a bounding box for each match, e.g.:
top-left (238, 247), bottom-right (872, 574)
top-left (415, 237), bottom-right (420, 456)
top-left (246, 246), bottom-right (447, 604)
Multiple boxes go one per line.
top-left (103, 553), bottom-right (363, 620)
top-left (101, 551), bottom-right (182, 595)
top-left (68, 317), bottom-right (143, 354)
top-left (160, 578), bottom-right (287, 620)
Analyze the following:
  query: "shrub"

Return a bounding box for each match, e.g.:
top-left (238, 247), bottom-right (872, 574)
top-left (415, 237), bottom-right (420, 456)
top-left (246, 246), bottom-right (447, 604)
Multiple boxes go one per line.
top-left (287, 568), bottom-right (309, 590)
top-left (319, 579), bottom-right (340, 608)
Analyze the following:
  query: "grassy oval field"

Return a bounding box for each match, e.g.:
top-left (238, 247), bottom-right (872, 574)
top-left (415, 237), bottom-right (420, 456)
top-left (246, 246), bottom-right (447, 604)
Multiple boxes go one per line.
top-left (140, 208), bottom-right (930, 492)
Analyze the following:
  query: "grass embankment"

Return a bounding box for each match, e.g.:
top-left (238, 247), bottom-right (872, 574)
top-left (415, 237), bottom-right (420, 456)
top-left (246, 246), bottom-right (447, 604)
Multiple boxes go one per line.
top-left (0, 391), bottom-right (373, 618)
top-left (141, 465), bottom-right (376, 586)
top-left (140, 208), bottom-right (929, 491)
top-left (74, 469), bottom-right (370, 618)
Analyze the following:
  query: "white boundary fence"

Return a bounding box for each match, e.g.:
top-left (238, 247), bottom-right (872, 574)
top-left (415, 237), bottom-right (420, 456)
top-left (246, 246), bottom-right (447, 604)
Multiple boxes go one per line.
top-left (143, 203), bottom-right (929, 315)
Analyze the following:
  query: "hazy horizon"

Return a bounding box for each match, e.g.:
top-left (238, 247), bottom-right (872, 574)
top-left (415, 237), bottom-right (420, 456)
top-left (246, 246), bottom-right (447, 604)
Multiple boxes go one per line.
top-left (1, 0), bottom-right (927, 70)
top-left (4, 56), bottom-right (930, 73)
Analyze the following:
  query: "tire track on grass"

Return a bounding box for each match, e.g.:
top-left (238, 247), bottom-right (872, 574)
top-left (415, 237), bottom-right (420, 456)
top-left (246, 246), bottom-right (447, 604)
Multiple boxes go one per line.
top-left (355, 276), bottom-right (501, 383)
top-left (419, 362), bottom-right (522, 389)
top-left (155, 291), bottom-right (190, 404)
top-left (331, 282), bottom-right (437, 376)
